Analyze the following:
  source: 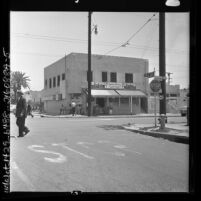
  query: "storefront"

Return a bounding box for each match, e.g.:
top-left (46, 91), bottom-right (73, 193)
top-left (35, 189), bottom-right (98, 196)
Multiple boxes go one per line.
top-left (83, 88), bottom-right (148, 115)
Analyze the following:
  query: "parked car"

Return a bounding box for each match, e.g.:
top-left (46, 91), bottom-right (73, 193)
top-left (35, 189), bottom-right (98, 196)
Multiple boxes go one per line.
top-left (10, 104), bottom-right (16, 114)
top-left (179, 105), bottom-right (187, 116)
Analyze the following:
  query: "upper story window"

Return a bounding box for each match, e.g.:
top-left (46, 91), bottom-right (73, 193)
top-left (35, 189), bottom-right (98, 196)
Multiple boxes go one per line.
top-left (45, 79), bottom-right (47, 89)
top-left (53, 77), bottom-right (56, 87)
top-left (170, 94), bottom-right (178, 97)
top-left (49, 78), bottom-right (52, 88)
top-left (102, 72), bottom-right (107, 82)
top-left (62, 73), bottom-right (65, 80)
top-left (57, 75), bottom-right (60, 87)
top-left (110, 72), bottom-right (117, 82)
top-left (87, 71), bottom-right (93, 82)
top-left (125, 73), bottom-right (133, 83)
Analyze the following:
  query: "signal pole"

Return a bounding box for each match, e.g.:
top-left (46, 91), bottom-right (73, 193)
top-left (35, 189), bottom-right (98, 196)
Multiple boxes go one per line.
top-left (159, 12), bottom-right (166, 116)
top-left (88, 11), bottom-right (92, 117)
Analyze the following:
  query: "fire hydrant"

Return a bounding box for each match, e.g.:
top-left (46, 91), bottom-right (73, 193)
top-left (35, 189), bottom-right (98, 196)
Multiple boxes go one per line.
top-left (159, 114), bottom-right (166, 129)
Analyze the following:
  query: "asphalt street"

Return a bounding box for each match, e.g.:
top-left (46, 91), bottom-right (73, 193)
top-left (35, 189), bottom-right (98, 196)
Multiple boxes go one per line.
top-left (10, 114), bottom-right (189, 192)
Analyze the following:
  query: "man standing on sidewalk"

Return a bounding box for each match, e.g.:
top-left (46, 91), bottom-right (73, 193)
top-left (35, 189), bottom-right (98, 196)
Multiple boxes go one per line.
top-left (15, 90), bottom-right (30, 137)
top-left (71, 101), bottom-right (76, 116)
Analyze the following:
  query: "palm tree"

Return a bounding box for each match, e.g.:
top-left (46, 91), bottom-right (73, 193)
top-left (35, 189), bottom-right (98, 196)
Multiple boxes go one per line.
top-left (11, 71), bottom-right (31, 103)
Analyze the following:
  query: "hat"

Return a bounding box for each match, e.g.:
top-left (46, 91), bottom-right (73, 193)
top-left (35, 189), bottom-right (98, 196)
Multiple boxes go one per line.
top-left (17, 90), bottom-right (23, 94)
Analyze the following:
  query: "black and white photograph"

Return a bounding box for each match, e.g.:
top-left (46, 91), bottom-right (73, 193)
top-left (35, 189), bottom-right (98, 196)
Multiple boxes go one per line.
top-left (4, 0), bottom-right (195, 195)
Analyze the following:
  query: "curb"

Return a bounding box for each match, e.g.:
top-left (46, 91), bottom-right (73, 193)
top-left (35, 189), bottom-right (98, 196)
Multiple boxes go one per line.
top-left (40, 114), bottom-right (181, 119)
top-left (40, 114), bottom-right (88, 118)
top-left (123, 127), bottom-right (189, 144)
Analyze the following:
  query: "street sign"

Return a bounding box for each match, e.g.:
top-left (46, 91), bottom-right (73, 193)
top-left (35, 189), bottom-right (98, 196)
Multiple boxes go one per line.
top-left (154, 76), bottom-right (166, 81)
top-left (150, 79), bottom-right (161, 92)
top-left (144, 71), bottom-right (155, 78)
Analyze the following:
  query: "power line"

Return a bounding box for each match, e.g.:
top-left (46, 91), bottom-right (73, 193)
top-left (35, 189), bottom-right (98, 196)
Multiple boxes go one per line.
top-left (149, 62), bottom-right (189, 68)
top-left (127, 14), bottom-right (157, 43)
top-left (12, 32), bottom-right (188, 55)
top-left (102, 13), bottom-right (157, 56)
top-left (141, 22), bottom-right (158, 58)
top-left (11, 51), bottom-right (64, 58)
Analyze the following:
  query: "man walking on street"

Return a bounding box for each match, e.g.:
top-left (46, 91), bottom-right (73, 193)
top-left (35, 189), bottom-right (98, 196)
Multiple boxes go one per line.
top-left (15, 90), bottom-right (30, 137)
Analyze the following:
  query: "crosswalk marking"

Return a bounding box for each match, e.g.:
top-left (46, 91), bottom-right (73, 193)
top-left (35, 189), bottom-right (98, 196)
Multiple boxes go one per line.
top-left (10, 161), bottom-right (35, 191)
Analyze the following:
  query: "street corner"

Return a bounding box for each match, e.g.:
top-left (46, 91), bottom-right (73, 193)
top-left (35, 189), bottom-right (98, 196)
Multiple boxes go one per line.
top-left (122, 124), bottom-right (189, 144)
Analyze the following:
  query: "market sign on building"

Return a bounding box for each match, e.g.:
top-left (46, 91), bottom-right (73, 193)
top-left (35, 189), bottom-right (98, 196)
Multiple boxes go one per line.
top-left (105, 83), bottom-right (124, 89)
top-left (144, 71), bottom-right (155, 78)
top-left (150, 79), bottom-right (161, 93)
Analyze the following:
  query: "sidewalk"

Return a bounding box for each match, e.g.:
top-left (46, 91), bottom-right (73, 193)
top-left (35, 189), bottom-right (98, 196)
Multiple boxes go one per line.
top-left (39, 113), bottom-right (181, 118)
top-left (123, 122), bottom-right (189, 144)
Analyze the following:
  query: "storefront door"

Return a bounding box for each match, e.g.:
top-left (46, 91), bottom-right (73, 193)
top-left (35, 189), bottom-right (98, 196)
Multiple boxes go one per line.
top-left (96, 98), bottom-right (105, 108)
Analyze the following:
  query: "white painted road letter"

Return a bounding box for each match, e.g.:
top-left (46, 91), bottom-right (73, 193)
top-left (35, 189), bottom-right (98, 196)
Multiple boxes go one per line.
top-left (28, 145), bottom-right (66, 163)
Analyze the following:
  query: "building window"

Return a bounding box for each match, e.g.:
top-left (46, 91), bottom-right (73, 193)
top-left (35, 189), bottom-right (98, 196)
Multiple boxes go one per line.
top-left (57, 75), bottom-right (60, 87)
top-left (170, 94), bottom-right (177, 97)
top-left (102, 72), bottom-right (107, 82)
top-left (87, 71), bottom-right (93, 82)
top-left (62, 73), bottom-right (65, 80)
top-left (110, 72), bottom-right (117, 82)
top-left (53, 77), bottom-right (56, 87)
top-left (125, 73), bottom-right (133, 83)
top-left (45, 79), bottom-right (47, 88)
top-left (49, 78), bottom-right (52, 88)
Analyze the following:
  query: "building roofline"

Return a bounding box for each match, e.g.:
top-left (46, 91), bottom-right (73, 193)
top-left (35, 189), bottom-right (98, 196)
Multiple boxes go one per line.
top-left (44, 52), bottom-right (149, 70)
top-left (69, 52), bottom-right (149, 61)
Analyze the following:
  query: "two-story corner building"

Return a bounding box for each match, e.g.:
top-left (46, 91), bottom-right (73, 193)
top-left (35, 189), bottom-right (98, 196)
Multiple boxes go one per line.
top-left (42, 52), bottom-right (149, 115)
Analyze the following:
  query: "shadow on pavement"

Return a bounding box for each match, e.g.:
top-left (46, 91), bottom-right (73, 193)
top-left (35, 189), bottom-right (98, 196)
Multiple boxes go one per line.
top-left (97, 124), bottom-right (126, 131)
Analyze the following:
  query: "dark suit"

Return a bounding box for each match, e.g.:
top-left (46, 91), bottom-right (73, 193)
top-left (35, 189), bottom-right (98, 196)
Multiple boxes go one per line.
top-left (16, 96), bottom-right (28, 137)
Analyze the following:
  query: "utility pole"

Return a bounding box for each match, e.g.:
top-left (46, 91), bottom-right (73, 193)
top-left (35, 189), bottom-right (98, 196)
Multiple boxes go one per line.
top-left (88, 11), bottom-right (92, 117)
top-left (159, 12), bottom-right (166, 116)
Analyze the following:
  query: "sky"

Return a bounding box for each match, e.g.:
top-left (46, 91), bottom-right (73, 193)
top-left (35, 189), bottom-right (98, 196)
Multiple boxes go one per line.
top-left (10, 12), bottom-right (189, 91)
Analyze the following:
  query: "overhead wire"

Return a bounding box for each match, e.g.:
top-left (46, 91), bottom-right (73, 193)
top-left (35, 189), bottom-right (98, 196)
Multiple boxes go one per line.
top-left (12, 32), bottom-right (188, 55)
top-left (11, 51), bottom-right (64, 58)
top-left (102, 13), bottom-right (157, 56)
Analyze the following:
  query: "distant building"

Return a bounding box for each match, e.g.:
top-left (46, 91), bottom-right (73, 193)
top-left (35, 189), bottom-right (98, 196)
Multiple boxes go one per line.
top-left (179, 88), bottom-right (189, 107)
top-left (148, 83), bottom-right (189, 114)
top-left (24, 90), bottom-right (45, 111)
top-left (42, 52), bottom-right (149, 115)
top-left (148, 83), bottom-right (180, 114)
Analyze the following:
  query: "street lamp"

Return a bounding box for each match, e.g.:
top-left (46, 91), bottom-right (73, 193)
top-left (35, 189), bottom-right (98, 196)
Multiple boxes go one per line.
top-left (165, 0), bottom-right (180, 7)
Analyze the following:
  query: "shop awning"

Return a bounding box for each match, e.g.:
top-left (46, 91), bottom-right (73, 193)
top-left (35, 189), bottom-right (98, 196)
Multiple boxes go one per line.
top-left (91, 89), bottom-right (119, 97)
top-left (116, 90), bottom-right (146, 97)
